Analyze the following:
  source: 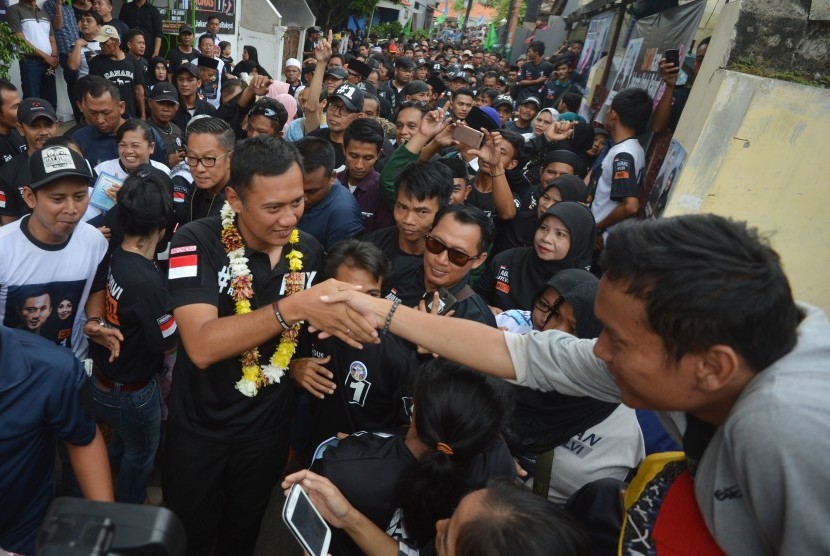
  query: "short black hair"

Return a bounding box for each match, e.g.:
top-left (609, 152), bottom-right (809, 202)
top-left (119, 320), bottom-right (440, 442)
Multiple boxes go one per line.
top-left (116, 118), bottom-right (154, 145)
top-left (79, 9), bottom-right (103, 25)
top-left (0, 79), bottom-right (17, 110)
top-left (453, 88), bottom-right (475, 100)
top-left (610, 87), bottom-right (653, 135)
top-left (85, 75), bottom-right (120, 102)
top-left (397, 100), bottom-right (430, 118)
top-left (207, 15), bottom-right (220, 23)
top-left (498, 129), bottom-right (525, 163)
top-left (229, 135), bottom-right (302, 200)
top-left (294, 136), bottom-right (334, 175)
top-left (116, 164), bottom-right (173, 236)
top-left (432, 204), bottom-right (493, 254)
top-left (124, 29), bottom-right (143, 44)
top-left (198, 34), bottom-right (214, 47)
top-left (185, 116), bottom-right (235, 151)
top-left (437, 156), bottom-right (468, 180)
top-left (343, 117), bottom-right (384, 151)
top-left (221, 77), bottom-right (245, 97)
top-left (478, 87), bottom-right (498, 102)
top-left (456, 478), bottom-right (590, 556)
top-left (322, 239), bottom-right (391, 285)
top-left (601, 215), bottom-right (800, 372)
top-left (560, 91), bottom-right (582, 113)
top-left (329, 53), bottom-right (345, 65)
top-left (528, 40), bottom-right (546, 56)
top-left (248, 97), bottom-right (288, 133)
top-left (395, 160), bottom-right (453, 209)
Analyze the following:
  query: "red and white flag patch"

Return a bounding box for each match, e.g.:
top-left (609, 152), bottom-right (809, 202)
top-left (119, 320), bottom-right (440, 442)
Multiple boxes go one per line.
top-left (157, 314), bottom-right (177, 338)
top-left (173, 191), bottom-right (185, 203)
top-left (0, 190), bottom-right (6, 208)
top-left (169, 253), bottom-right (198, 279)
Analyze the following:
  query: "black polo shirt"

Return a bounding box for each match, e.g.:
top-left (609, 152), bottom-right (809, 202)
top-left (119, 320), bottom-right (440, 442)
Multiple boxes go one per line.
top-left (361, 225), bottom-right (423, 300)
top-left (0, 130), bottom-right (25, 168)
top-left (90, 249), bottom-right (177, 383)
top-left (166, 216), bottom-right (324, 440)
top-left (171, 96), bottom-right (216, 132)
top-left (170, 173), bottom-right (226, 227)
top-left (306, 334), bottom-right (418, 450)
top-left (118, 0), bottom-right (162, 50)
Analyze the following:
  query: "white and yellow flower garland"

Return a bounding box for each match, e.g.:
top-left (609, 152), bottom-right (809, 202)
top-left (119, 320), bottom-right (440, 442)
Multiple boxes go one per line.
top-left (220, 202), bottom-right (304, 397)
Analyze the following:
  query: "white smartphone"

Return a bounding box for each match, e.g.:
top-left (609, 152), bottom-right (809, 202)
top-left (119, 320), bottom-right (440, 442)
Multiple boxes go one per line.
top-left (282, 483), bottom-right (332, 556)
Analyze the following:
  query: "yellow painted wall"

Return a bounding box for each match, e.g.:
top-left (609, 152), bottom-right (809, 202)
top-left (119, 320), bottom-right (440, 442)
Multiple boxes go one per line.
top-left (663, 1), bottom-right (830, 311)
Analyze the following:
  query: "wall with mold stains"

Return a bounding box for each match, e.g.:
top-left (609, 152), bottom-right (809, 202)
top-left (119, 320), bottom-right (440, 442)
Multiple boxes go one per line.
top-left (662, 3), bottom-right (830, 311)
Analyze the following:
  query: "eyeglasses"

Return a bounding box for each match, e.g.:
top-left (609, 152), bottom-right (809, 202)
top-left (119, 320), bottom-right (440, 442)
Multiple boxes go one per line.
top-left (328, 102), bottom-right (355, 115)
top-left (424, 235), bottom-right (479, 266)
top-left (533, 295), bottom-right (565, 316)
top-left (184, 150), bottom-right (232, 168)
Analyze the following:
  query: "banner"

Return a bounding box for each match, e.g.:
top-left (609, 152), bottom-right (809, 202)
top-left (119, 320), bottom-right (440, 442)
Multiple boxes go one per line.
top-left (176, 0), bottom-right (237, 34)
top-left (611, 0), bottom-right (706, 99)
top-left (644, 138), bottom-right (686, 218)
top-left (576, 11), bottom-right (615, 75)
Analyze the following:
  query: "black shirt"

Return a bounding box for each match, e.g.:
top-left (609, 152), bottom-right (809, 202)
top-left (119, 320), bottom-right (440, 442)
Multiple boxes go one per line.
top-left (89, 55), bottom-right (144, 118)
top-left (308, 127), bottom-right (346, 171)
top-left (170, 174), bottom-right (226, 227)
top-left (172, 96), bottom-right (216, 132)
top-left (306, 334), bottom-right (418, 451)
top-left (147, 118), bottom-right (184, 164)
top-left (0, 153), bottom-right (31, 218)
top-left (361, 226), bottom-right (423, 300)
top-left (517, 60), bottom-right (553, 104)
top-left (166, 216), bottom-right (324, 440)
top-left (314, 432), bottom-right (516, 556)
top-left (89, 249), bottom-right (177, 383)
top-left (166, 47), bottom-right (199, 71)
top-left (118, 0), bottom-right (162, 48)
top-left (0, 129), bottom-right (26, 168)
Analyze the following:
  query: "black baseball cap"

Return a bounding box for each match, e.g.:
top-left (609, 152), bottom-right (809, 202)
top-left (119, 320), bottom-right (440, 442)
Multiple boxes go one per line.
top-left (492, 95), bottom-right (514, 109)
top-left (17, 98), bottom-right (58, 125)
top-left (520, 96), bottom-right (541, 108)
top-left (416, 58), bottom-right (430, 67)
top-left (402, 80), bottom-right (429, 96)
top-left (149, 81), bottom-right (180, 104)
top-left (175, 62), bottom-right (200, 78)
top-left (395, 56), bottom-right (416, 70)
top-left (328, 83), bottom-right (364, 111)
top-left (450, 71), bottom-right (470, 83)
top-left (347, 59), bottom-right (371, 80)
top-left (179, 24), bottom-right (194, 35)
top-left (28, 145), bottom-right (92, 190)
top-left (324, 66), bottom-right (348, 80)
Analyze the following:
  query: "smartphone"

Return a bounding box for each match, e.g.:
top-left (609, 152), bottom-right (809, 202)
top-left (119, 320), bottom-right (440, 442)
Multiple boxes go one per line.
top-left (282, 483), bottom-right (331, 556)
top-left (422, 287), bottom-right (458, 316)
top-left (664, 48), bottom-right (680, 68)
top-left (452, 125), bottom-right (484, 149)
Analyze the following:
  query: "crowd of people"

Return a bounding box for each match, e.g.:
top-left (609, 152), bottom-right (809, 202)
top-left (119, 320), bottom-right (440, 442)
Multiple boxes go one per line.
top-left (0, 15), bottom-right (829, 556)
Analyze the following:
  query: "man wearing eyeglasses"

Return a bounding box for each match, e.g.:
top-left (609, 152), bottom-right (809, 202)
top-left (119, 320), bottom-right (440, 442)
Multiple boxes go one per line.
top-left (408, 204), bottom-right (496, 326)
top-left (173, 116), bottom-right (234, 225)
top-left (309, 83), bottom-right (364, 172)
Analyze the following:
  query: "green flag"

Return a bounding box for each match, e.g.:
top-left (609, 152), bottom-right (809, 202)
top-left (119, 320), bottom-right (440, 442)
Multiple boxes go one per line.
top-left (436, 1), bottom-right (448, 24)
top-left (402, 17), bottom-right (412, 37)
top-left (484, 22), bottom-right (498, 49)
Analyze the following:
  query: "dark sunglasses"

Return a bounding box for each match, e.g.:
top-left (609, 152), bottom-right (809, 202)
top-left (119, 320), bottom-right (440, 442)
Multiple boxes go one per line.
top-left (425, 235), bottom-right (478, 266)
top-left (249, 106), bottom-right (280, 120)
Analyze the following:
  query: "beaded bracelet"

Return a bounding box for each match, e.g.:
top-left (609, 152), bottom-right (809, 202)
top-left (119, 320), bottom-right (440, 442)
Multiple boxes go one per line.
top-left (383, 298), bottom-right (402, 336)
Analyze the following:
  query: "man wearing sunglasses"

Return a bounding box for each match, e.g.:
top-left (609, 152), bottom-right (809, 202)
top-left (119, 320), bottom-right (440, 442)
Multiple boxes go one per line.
top-left (413, 204), bottom-right (495, 326)
top-left (244, 98), bottom-right (288, 139)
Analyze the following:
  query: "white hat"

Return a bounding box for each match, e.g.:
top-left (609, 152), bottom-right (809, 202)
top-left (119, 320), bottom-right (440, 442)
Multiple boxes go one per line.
top-left (285, 58), bottom-right (301, 70)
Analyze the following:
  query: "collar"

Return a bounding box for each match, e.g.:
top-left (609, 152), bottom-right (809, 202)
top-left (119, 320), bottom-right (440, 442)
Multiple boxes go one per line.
top-left (20, 214), bottom-right (73, 251)
top-left (339, 169), bottom-right (378, 190)
top-left (0, 326), bottom-right (32, 392)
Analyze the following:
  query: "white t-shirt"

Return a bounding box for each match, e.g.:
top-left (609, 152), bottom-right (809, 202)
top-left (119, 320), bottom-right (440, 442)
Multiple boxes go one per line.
top-left (541, 403), bottom-right (644, 504)
top-left (0, 217), bottom-right (108, 359)
top-left (590, 137), bottom-right (645, 238)
top-left (83, 158), bottom-right (171, 221)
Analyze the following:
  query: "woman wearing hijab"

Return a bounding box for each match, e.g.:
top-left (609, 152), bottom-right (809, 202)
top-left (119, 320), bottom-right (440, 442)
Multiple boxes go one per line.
top-left (273, 93), bottom-right (297, 128)
top-left (231, 45), bottom-right (271, 78)
top-left (496, 270), bottom-right (644, 505)
top-left (475, 201), bottom-right (597, 312)
top-left (538, 174), bottom-right (588, 217)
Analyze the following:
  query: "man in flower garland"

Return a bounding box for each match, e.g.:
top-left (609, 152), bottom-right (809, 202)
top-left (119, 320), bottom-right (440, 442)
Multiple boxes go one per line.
top-left (163, 135), bottom-right (377, 555)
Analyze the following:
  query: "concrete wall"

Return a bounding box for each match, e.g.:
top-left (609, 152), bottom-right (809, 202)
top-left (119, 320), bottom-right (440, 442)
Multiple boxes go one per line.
top-left (663, 1), bottom-right (830, 310)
